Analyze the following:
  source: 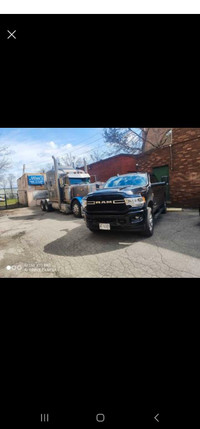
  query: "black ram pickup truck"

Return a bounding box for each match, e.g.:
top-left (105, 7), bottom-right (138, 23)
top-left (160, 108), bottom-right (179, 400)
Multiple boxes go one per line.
top-left (82, 173), bottom-right (167, 237)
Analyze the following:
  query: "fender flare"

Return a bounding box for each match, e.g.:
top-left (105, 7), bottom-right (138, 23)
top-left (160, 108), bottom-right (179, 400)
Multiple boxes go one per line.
top-left (146, 197), bottom-right (154, 208)
top-left (70, 196), bottom-right (83, 209)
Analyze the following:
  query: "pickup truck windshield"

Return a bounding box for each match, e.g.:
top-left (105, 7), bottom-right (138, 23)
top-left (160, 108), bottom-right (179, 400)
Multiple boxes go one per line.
top-left (69, 178), bottom-right (90, 185)
top-left (105, 174), bottom-right (148, 188)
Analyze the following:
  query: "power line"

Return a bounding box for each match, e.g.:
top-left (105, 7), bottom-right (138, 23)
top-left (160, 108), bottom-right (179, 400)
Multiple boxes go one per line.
top-left (24, 138), bottom-right (106, 169)
top-left (55, 129), bottom-right (141, 159)
top-left (21, 133), bottom-right (104, 168)
top-left (56, 132), bottom-right (103, 156)
top-left (67, 130), bottom-right (101, 146)
top-left (18, 129), bottom-right (142, 170)
top-left (15, 129), bottom-right (140, 170)
top-left (23, 132), bottom-right (132, 168)
top-left (23, 140), bottom-right (108, 169)
top-left (14, 129), bottom-right (141, 171)
top-left (58, 136), bottom-right (104, 157)
top-left (24, 140), bottom-right (105, 167)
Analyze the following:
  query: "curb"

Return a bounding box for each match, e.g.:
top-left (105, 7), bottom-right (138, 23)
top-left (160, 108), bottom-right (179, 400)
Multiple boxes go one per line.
top-left (167, 208), bottom-right (183, 212)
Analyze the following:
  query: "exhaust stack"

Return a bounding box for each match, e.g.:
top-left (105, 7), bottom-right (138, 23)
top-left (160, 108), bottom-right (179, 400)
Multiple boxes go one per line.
top-left (52, 156), bottom-right (61, 209)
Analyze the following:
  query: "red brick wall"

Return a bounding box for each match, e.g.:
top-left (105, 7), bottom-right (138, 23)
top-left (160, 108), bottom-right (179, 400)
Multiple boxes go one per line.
top-left (87, 154), bottom-right (136, 183)
top-left (136, 137), bottom-right (200, 208)
top-left (143, 128), bottom-right (200, 152)
top-left (173, 127), bottom-right (200, 143)
top-left (85, 130), bottom-right (200, 207)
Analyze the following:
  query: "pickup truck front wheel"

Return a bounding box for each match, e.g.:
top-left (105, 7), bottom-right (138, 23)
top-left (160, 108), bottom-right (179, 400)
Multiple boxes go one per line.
top-left (144, 207), bottom-right (154, 237)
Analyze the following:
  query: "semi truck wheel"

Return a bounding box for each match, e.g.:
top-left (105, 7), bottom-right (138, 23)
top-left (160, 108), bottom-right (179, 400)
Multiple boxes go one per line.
top-left (41, 201), bottom-right (46, 211)
top-left (143, 206), bottom-right (154, 237)
top-left (45, 201), bottom-right (51, 212)
top-left (72, 200), bottom-right (82, 218)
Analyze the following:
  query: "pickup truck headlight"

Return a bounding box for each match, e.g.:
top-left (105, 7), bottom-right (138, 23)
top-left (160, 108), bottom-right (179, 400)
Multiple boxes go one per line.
top-left (124, 196), bottom-right (146, 207)
top-left (82, 199), bottom-right (87, 209)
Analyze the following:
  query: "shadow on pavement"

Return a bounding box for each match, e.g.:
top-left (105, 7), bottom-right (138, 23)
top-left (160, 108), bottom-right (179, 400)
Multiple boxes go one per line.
top-left (44, 224), bottom-right (146, 257)
top-left (43, 212), bottom-right (200, 259)
top-left (6, 208), bottom-right (200, 260)
top-left (8, 211), bottom-right (79, 222)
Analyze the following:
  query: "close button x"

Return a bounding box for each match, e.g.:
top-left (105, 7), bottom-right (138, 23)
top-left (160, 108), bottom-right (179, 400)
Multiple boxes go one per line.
top-left (7, 30), bottom-right (16, 39)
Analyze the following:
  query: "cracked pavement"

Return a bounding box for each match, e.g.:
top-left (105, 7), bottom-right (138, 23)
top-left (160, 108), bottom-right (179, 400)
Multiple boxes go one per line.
top-left (0, 206), bottom-right (200, 278)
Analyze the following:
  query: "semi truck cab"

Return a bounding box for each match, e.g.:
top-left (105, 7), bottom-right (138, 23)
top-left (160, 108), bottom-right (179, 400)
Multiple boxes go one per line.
top-left (40, 157), bottom-right (97, 217)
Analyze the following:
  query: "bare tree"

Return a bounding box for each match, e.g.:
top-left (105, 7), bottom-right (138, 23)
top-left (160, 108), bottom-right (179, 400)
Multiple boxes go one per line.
top-left (0, 145), bottom-right (11, 172)
top-left (37, 168), bottom-right (46, 173)
top-left (89, 148), bottom-right (111, 163)
top-left (7, 174), bottom-right (16, 198)
top-left (75, 157), bottom-right (85, 168)
top-left (0, 176), bottom-right (7, 192)
top-left (59, 153), bottom-right (75, 167)
top-left (103, 128), bottom-right (172, 154)
top-left (103, 128), bottom-right (145, 154)
top-left (44, 163), bottom-right (53, 172)
top-left (59, 154), bottom-right (85, 169)
top-left (145, 128), bottom-right (172, 149)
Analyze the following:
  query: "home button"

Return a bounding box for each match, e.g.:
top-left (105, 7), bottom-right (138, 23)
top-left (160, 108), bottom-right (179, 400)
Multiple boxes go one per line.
top-left (96, 413), bottom-right (105, 423)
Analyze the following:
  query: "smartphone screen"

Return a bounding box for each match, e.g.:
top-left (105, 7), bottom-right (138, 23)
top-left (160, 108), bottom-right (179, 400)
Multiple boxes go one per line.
top-left (0, 9), bottom-right (199, 429)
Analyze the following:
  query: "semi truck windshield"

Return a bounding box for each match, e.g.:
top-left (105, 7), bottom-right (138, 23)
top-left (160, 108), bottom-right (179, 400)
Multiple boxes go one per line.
top-left (69, 178), bottom-right (90, 185)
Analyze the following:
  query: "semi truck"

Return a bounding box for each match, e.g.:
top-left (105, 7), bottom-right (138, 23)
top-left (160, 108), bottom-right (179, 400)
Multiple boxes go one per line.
top-left (40, 156), bottom-right (98, 218)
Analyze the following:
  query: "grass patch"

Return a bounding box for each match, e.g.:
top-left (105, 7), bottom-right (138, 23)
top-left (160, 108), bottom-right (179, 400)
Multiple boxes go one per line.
top-left (0, 198), bottom-right (18, 207)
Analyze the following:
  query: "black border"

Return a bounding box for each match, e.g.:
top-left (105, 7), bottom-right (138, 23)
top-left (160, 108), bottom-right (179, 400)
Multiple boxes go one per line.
top-left (1, 14), bottom-right (200, 127)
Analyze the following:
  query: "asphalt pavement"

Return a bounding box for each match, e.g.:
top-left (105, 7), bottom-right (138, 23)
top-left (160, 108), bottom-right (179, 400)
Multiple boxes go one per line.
top-left (0, 206), bottom-right (200, 278)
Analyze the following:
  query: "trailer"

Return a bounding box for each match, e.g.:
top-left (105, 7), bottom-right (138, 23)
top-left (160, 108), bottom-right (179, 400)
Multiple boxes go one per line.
top-left (40, 156), bottom-right (98, 218)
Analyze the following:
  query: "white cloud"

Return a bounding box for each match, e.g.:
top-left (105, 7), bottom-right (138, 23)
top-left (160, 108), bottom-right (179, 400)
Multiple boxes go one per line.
top-left (0, 129), bottom-right (105, 187)
top-left (0, 136), bottom-right (60, 185)
top-left (0, 135), bottom-right (78, 185)
top-left (49, 141), bottom-right (57, 149)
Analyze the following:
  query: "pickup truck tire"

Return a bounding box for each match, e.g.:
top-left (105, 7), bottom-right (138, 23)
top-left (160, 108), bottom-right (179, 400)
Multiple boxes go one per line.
top-left (72, 200), bottom-right (82, 218)
top-left (143, 206), bottom-right (154, 237)
top-left (162, 200), bottom-right (167, 214)
top-left (88, 226), bottom-right (100, 233)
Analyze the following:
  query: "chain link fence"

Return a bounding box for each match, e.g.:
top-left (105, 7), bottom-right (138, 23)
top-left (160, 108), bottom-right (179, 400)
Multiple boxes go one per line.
top-left (0, 192), bottom-right (20, 210)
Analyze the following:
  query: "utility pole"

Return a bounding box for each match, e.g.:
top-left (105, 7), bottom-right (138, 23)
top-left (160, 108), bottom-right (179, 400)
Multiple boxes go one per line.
top-left (23, 164), bottom-right (26, 174)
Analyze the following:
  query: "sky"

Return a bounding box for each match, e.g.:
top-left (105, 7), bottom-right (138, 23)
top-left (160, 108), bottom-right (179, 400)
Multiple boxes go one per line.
top-left (0, 128), bottom-right (106, 187)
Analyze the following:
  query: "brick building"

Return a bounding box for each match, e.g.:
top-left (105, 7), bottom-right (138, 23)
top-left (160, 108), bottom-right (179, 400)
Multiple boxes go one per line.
top-left (86, 128), bottom-right (200, 208)
top-left (136, 128), bottom-right (200, 208)
top-left (87, 154), bottom-right (136, 183)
